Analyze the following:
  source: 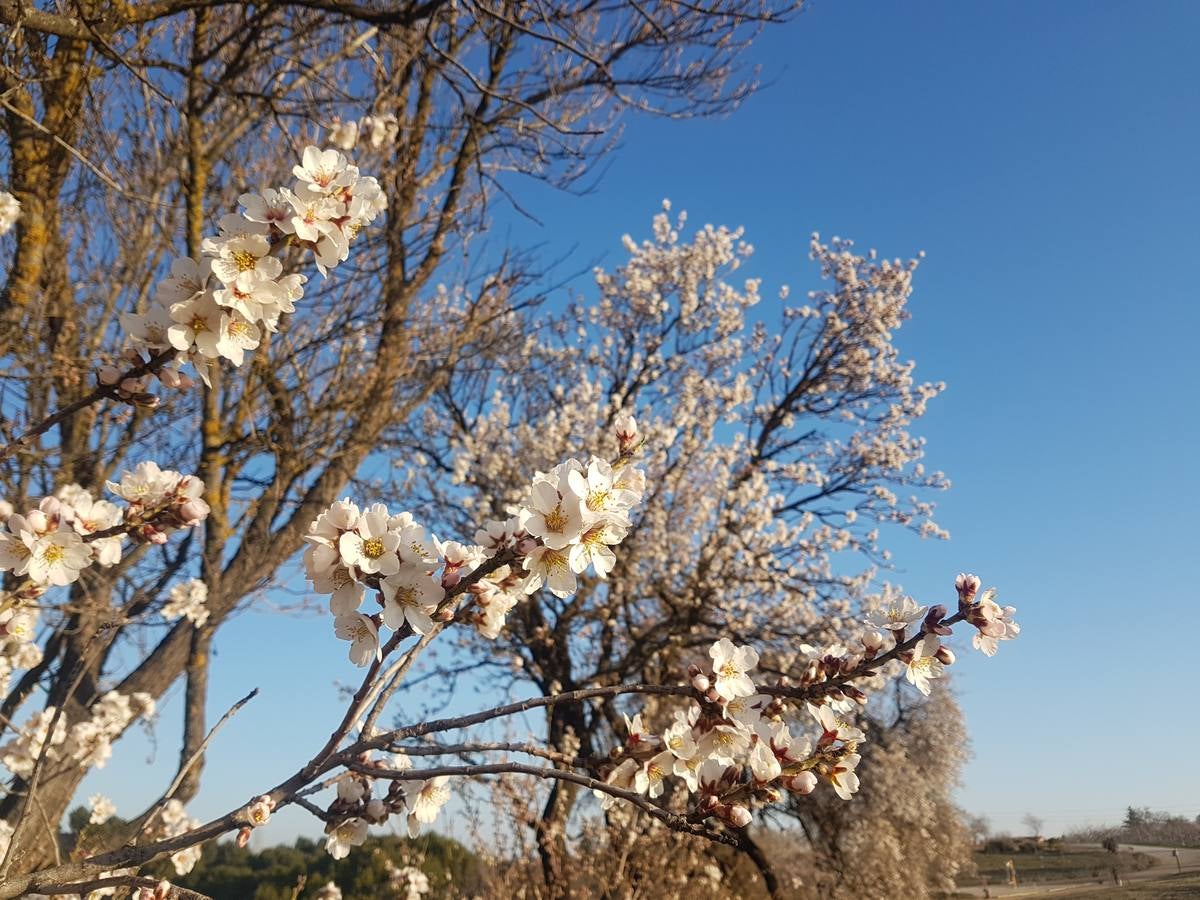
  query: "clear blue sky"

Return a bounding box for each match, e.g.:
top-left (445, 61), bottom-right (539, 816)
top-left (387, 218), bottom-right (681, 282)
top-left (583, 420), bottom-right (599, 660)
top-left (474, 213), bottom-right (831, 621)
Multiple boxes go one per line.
top-left (85, 0), bottom-right (1200, 842)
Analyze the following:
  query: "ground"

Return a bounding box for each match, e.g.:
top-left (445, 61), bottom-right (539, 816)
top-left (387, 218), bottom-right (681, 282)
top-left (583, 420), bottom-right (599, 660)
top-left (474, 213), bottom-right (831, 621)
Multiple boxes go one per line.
top-left (954, 844), bottom-right (1200, 898)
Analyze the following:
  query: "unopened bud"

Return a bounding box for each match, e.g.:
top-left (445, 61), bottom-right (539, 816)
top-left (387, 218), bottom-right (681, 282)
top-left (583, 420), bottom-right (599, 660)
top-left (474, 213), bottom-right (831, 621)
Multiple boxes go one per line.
top-left (157, 367), bottom-right (183, 388)
top-left (434, 608), bottom-right (454, 622)
top-left (705, 687), bottom-right (720, 703)
top-left (97, 364), bottom-right (122, 385)
top-left (691, 673), bottom-right (710, 692)
top-left (441, 568), bottom-right (462, 589)
top-left (935, 646), bottom-right (956, 666)
top-left (728, 805), bottom-right (753, 828)
top-left (236, 826), bottom-right (252, 848)
top-left (141, 524), bottom-right (169, 545)
top-left (177, 498), bottom-right (210, 526)
top-left (614, 413), bottom-right (640, 451)
top-left (923, 604), bottom-right (952, 635)
top-left (955, 572), bottom-right (981, 606)
top-left (26, 510), bottom-right (48, 533)
top-left (516, 537), bottom-right (539, 556)
top-left (786, 771), bottom-right (818, 795)
top-left (861, 630), bottom-right (884, 653)
top-left (132, 391), bottom-right (161, 409)
top-left (120, 376), bottom-right (144, 394)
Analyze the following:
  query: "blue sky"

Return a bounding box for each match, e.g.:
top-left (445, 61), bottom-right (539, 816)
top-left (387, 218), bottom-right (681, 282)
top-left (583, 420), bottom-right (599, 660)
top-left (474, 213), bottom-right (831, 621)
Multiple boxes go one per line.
top-left (84, 0), bottom-right (1200, 843)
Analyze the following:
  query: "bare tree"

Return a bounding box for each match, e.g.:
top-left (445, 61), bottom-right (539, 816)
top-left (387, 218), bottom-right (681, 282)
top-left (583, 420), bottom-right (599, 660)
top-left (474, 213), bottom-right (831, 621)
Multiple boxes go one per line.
top-left (1022, 813), bottom-right (1044, 838)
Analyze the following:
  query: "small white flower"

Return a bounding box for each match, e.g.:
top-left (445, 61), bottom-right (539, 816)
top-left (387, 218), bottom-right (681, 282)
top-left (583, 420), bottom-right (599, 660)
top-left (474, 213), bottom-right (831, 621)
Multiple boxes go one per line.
top-left (247, 795), bottom-right (273, 827)
top-left (810, 704), bottom-right (866, 744)
top-left (334, 612), bottom-right (381, 666)
top-left (521, 479), bottom-right (585, 550)
top-left (205, 232), bottom-right (282, 286)
top-left (293, 146), bottom-right (353, 192)
top-left (325, 817), bottom-right (368, 859)
top-left (338, 508), bottom-right (401, 576)
top-left (863, 594), bottom-right (927, 632)
top-left (709, 638), bottom-right (759, 702)
top-left (404, 776), bottom-right (450, 836)
top-left (749, 740), bottom-right (782, 784)
top-left (521, 545), bottom-right (576, 598)
top-left (827, 751), bottom-right (861, 800)
top-left (592, 758), bottom-right (638, 810)
top-left (633, 749), bottom-right (675, 798)
top-left (905, 634), bottom-right (945, 696)
top-left (26, 528), bottom-right (91, 586)
top-left (381, 568), bottom-right (443, 635)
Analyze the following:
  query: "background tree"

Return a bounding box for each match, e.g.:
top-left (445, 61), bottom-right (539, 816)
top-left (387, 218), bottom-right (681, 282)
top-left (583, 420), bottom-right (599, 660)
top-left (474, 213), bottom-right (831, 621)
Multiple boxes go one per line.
top-left (1022, 813), bottom-right (1044, 838)
top-left (0, 0), bottom-right (803, 876)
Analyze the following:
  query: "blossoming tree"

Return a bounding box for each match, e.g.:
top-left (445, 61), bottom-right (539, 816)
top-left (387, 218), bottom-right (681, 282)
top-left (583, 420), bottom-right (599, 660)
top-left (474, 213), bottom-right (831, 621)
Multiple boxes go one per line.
top-left (0, 3), bottom-right (1021, 898)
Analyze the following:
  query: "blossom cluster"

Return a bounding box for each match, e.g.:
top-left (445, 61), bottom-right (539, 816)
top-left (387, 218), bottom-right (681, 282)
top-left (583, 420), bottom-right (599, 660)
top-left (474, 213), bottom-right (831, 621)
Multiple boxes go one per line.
top-left (119, 145), bottom-right (385, 388)
top-left (956, 573), bottom-right (1021, 656)
top-left (161, 578), bottom-right (210, 627)
top-left (0, 690), bottom-right (155, 778)
top-left (321, 759), bottom-right (451, 859)
top-left (304, 416), bottom-right (645, 666)
top-left (385, 860), bottom-right (431, 900)
top-left (158, 799), bottom-right (203, 875)
top-left (0, 464), bottom-right (209, 596)
top-left (328, 114), bottom-right (399, 152)
top-left (0, 191), bottom-right (19, 237)
top-left (593, 638), bottom-right (863, 829)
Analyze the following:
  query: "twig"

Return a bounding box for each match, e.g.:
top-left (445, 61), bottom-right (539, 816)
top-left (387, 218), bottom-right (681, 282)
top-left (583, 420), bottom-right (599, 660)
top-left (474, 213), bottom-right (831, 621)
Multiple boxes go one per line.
top-left (137, 688), bottom-right (260, 839)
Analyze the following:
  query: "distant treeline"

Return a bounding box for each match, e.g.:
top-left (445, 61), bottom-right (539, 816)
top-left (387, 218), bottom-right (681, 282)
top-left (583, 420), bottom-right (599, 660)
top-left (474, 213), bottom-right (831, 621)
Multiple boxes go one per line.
top-left (1067, 806), bottom-right (1200, 849)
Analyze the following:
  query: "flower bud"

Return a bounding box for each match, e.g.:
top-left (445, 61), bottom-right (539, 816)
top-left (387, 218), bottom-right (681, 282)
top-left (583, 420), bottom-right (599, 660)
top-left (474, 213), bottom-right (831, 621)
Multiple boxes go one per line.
top-left (120, 376), bottom-right (144, 395)
top-left (157, 367), bottom-right (183, 388)
top-left (123, 348), bottom-right (145, 365)
top-left (434, 608), bottom-right (454, 623)
top-left (25, 510), bottom-right (48, 533)
top-left (785, 771), bottom-right (818, 795)
top-left (955, 572), bottom-right (981, 606)
top-left (132, 392), bottom-right (161, 409)
top-left (861, 630), bottom-right (884, 653)
top-left (97, 364), bottom-right (122, 385)
top-left (935, 646), bottom-right (956, 666)
top-left (614, 413), bottom-right (640, 451)
top-left (728, 805), bottom-right (753, 828)
top-left (441, 568), bottom-right (462, 589)
top-left (922, 604), bottom-right (952, 635)
top-left (177, 498), bottom-right (210, 526)
top-left (141, 524), bottom-right (169, 545)
top-left (236, 826), bottom-right (252, 848)
top-left (691, 673), bottom-right (710, 693)
top-left (516, 537), bottom-right (539, 556)
top-left (705, 687), bottom-right (720, 703)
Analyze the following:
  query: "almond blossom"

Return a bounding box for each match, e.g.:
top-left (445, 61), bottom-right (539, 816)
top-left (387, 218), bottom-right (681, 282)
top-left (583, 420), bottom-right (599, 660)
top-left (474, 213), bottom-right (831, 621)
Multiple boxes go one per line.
top-left (709, 638), bottom-right (759, 701)
top-left (381, 569), bottom-right (442, 635)
top-left (334, 612), bottom-right (382, 666)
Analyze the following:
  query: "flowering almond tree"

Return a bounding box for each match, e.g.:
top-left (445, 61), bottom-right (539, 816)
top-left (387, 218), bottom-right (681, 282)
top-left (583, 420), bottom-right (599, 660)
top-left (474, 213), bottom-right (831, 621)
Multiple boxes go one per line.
top-left (0, 144), bottom-right (1018, 899)
top-left (0, 5), bottom-right (1021, 899)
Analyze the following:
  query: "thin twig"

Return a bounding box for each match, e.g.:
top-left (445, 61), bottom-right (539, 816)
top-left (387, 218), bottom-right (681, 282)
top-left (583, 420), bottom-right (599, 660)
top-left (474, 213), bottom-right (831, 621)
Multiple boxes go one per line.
top-left (137, 688), bottom-right (260, 839)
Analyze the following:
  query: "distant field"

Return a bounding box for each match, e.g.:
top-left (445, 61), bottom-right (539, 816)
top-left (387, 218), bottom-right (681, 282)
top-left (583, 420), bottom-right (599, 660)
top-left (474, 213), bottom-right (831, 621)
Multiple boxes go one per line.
top-left (1039, 873), bottom-right (1200, 898)
top-left (957, 847), bottom-right (1155, 886)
